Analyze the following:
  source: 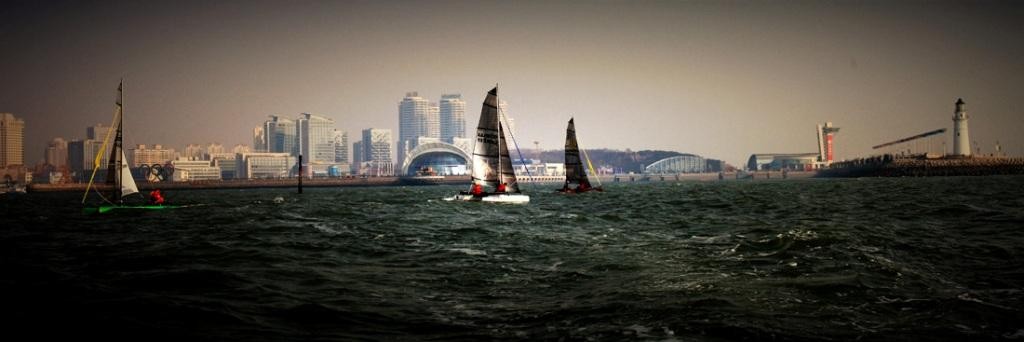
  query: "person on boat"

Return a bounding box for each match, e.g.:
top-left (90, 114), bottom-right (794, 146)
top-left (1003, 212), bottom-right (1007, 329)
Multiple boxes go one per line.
top-left (148, 189), bottom-right (165, 205)
top-left (576, 181), bottom-right (590, 192)
top-left (497, 182), bottom-right (507, 193)
top-left (470, 183), bottom-right (484, 197)
top-left (561, 180), bottom-right (571, 192)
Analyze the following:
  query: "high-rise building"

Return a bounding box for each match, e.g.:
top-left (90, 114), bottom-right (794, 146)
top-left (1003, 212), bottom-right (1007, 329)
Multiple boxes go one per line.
top-left (86, 124), bottom-right (109, 140)
top-left (362, 128), bottom-right (393, 176)
top-left (1, 113), bottom-right (25, 167)
top-left (440, 94), bottom-right (466, 143)
top-left (183, 144), bottom-right (203, 160)
top-left (333, 129), bottom-right (348, 163)
top-left (131, 144), bottom-right (176, 167)
top-left (264, 115), bottom-right (297, 156)
top-left (351, 140), bottom-right (363, 174)
top-left (68, 139), bottom-right (108, 182)
top-left (232, 144), bottom-right (251, 154)
top-left (398, 92), bottom-right (432, 166)
top-left (427, 103), bottom-right (440, 140)
top-left (252, 126), bottom-right (266, 152)
top-left (45, 137), bottom-right (69, 168)
top-left (205, 143), bottom-right (225, 159)
top-left (297, 113), bottom-right (335, 173)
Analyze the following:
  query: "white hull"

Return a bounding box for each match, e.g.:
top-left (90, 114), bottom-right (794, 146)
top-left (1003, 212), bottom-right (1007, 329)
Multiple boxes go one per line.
top-left (444, 193), bottom-right (530, 204)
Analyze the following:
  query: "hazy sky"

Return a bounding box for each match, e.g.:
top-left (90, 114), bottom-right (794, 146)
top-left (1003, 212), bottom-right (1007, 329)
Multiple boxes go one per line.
top-left (2, 0), bottom-right (1022, 167)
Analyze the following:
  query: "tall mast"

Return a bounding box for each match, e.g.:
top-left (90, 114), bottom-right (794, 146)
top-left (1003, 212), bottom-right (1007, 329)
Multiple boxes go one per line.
top-left (495, 85), bottom-right (500, 188)
top-left (117, 79), bottom-right (123, 203)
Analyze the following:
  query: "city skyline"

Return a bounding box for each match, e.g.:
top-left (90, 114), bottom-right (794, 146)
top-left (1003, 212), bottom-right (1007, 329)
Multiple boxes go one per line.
top-left (2, 1), bottom-right (1023, 167)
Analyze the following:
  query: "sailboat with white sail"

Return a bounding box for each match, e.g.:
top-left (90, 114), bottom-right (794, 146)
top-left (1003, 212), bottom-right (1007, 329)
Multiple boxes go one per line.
top-left (558, 117), bottom-right (603, 193)
top-left (445, 87), bottom-right (529, 204)
top-left (82, 80), bottom-right (179, 214)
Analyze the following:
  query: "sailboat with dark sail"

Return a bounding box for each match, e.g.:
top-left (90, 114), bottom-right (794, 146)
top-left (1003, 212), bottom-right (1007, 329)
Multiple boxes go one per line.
top-left (558, 117), bottom-right (603, 193)
top-left (82, 80), bottom-right (179, 214)
top-left (445, 87), bottom-right (530, 204)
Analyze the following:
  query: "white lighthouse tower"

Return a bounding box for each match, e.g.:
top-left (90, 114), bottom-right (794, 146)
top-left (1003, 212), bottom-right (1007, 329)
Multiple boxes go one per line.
top-left (952, 98), bottom-right (971, 156)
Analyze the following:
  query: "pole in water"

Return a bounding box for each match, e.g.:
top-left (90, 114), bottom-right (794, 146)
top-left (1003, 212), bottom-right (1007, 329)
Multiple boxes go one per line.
top-left (298, 154), bottom-right (303, 194)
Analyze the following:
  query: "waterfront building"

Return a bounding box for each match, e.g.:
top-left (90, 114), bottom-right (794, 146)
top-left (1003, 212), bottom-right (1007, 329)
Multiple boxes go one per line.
top-left (440, 94), bottom-right (466, 143)
top-left (398, 92), bottom-right (431, 166)
top-left (351, 140), bottom-right (363, 174)
top-left (86, 124), bottom-right (108, 140)
top-left (264, 115), bottom-right (297, 156)
top-left (170, 159), bottom-right (222, 181)
top-left (205, 143), bottom-right (225, 159)
top-left (208, 152), bottom-right (239, 179)
top-left (333, 129), bottom-right (348, 164)
top-left (183, 144), bottom-right (203, 160)
top-left (953, 98), bottom-right (971, 156)
top-left (45, 137), bottom-right (68, 169)
top-left (236, 152), bottom-right (296, 179)
top-left (747, 153), bottom-right (820, 171)
top-left (68, 139), bottom-right (108, 182)
top-left (252, 126), bottom-right (266, 152)
top-left (361, 128), bottom-right (393, 176)
top-left (400, 137), bottom-right (470, 176)
top-left (131, 144), bottom-right (177, 167)
top-left (297, 113), bottom-right (335, 177)
top-left (1, 113), bottom-right (25, 167)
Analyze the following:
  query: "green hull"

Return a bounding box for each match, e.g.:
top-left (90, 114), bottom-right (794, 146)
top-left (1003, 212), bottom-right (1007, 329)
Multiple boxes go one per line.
top-left (83, 204), bottom-right (183, 214)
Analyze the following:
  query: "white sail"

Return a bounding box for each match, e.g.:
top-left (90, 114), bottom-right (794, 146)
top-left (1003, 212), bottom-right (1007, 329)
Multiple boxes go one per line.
top-left (119, 150), bottom-right (138, 197)
top-left (497, 122), bottom-right (520, 193)
top-left (470, 87), bottom-right (501, 190)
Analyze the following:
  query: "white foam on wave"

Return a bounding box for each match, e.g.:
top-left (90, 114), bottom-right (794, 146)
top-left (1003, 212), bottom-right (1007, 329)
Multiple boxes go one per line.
top-left (448, 248), bottom-right (487, 256)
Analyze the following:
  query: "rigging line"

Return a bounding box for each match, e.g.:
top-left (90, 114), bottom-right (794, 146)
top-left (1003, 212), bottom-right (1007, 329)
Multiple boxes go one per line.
top-left (499, 106), bottom-right (535, 192)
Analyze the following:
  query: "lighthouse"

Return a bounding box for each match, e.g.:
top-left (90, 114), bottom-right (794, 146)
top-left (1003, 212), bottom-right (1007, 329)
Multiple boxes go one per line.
top-left (952, 98), bottom-right (971, 156)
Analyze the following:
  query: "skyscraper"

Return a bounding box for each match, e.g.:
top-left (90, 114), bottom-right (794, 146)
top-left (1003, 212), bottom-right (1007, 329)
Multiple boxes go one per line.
top-left (1, 113), bottom-right (25, 167)
top-left (440, 94), bottom-right (466, 143)
top-left (45, 137), bottom-right (68, 168)
top-left (362, 128), bottom-right (393, 176)
top-left (183, 144), bottom-right (203, 160)
top-left (297, 113), bottom-right (335, 176)
top-left (333, 129), bottom-right (348, 163)
top-left (398, 92), bottom-right (432, 166)
top-left (264, 115), bottom-right (297, 156)
top-left (351, 140), bottom-right (363, 174)
top-left (252, 126), bottom-right (266, 152)
top-left (86, 124), bottom-right (109, 140)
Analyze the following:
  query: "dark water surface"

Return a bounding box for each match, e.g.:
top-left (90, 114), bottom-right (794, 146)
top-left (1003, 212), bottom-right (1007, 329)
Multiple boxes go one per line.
top-left (2, 177), bottom-right (1023, 341)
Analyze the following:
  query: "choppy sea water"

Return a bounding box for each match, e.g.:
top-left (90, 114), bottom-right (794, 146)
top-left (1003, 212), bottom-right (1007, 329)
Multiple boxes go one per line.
top-left (2, 176), bottom-right (1023, 341)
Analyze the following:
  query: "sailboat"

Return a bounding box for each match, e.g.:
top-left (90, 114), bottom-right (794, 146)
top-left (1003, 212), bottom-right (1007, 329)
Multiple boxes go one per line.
top-left (445, 87), bottom-right (529, 204)
top-left (82, 80), bottom-right (179, 214)
top-left (558, 117), bottom-right (603, 193)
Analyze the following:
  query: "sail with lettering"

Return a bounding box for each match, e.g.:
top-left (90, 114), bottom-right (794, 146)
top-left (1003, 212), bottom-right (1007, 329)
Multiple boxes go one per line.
top-left (446, 86), bottom-right (529, 203)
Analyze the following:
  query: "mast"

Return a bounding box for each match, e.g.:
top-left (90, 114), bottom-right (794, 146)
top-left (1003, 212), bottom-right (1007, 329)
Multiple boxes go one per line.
top-left (105, 80), bottom-right (124, 203)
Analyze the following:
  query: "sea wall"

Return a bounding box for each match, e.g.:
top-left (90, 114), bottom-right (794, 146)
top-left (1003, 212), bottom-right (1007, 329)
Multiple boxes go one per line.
top-left (818, 155), bottom-right (1024, 178)
top-left (28, 175), bottom-right (473, 193)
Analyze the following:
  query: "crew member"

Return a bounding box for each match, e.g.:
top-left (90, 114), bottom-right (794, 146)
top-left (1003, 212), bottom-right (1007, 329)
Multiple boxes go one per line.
top-left (149, 189), bottom-right (165, 205)
top-left (471, 183), bottom-right (483, 196)
top-left (497, 182), bottom-right (507, 193)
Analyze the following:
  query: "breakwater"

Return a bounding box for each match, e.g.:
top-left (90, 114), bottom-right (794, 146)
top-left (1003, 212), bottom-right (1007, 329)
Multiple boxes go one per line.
top-left (819, 155), bottom-right (1024, 177)
top-left (27, 175), bottom-right (473, 193)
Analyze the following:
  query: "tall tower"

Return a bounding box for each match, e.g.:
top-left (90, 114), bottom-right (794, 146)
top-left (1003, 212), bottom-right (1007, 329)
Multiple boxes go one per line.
top-left (0, 113), bottom-right (25, 167)
top-left (815, 122), bottom-right (840, 165)
top-left (952, 98), bottom-right (971, 156)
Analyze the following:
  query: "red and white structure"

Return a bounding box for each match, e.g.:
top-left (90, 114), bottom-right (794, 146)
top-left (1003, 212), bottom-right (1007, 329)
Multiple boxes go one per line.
top-left (816, 122), bottom-right (840, 165)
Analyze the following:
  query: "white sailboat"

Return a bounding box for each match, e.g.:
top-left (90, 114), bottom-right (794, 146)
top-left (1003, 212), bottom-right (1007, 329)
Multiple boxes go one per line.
top-left (445, 87), bottom-right (530, 204)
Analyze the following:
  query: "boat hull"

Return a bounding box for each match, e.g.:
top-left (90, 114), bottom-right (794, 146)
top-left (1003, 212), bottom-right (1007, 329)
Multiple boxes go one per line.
top-left (444, 193), bottom-right (530, 204)
top-left (83, 204), bottom-right (185, 214)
